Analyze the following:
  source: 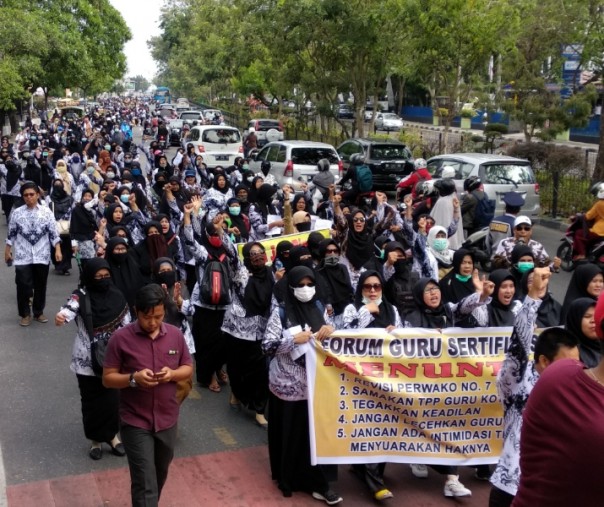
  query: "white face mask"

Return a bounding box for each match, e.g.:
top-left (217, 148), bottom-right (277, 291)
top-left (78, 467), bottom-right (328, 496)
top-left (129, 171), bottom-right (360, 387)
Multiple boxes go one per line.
top-left (293, 286), bottom-right (315, 303)
top-left (122, 182), bottom-right (132, 190)
top-left (83, 200), bottom-right (95, 210)
top-left (362, 296), bottom-right (382, 306)
top-left (289, 193), bottom-right (295, 202)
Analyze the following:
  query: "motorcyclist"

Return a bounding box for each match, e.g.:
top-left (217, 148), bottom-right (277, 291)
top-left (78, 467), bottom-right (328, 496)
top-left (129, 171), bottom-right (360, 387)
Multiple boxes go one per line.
top-left (157, 121), bottom-right (169, 147)
top-left (309, 158), bottom-right (335, 207)
top-left (395, 158), bottom-right (432, 200)
top-left (337, 153), bottom-right (364, 204)
top-left (573, 182), bottom-right (604, 261)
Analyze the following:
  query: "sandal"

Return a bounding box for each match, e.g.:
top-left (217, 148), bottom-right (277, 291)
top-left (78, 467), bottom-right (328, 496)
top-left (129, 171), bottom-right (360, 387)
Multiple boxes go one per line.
top-left (217, 370), bottom-right (229, 385)
top-left (208, 382), bottom-right (221, 393)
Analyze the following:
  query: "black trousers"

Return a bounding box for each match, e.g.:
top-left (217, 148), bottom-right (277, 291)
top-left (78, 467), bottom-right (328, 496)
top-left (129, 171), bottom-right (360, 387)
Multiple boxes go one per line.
top-left (191, 307), bottom-right (227, 384)
top-left (15, 263), bottom-right (49, 317)
top-left (121, 424), bottom-right (178, 507)
top-left (1, 195), bottom-right (16, 224)
top-left (52, 234), bottom-right (73, 273)
top-left (76, 374), bottom-right (119, 443)
top-left (489, 486), bottom-right (514, 507)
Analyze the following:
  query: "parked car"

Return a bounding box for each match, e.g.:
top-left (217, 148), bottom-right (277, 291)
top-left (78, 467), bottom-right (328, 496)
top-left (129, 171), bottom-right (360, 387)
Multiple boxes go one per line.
top-left (181, 125), bottom-right (243, 168)
top-left (246, 119), bottom-right (284, 147)
top-left (249, 141), bottom-right (343, 189)
top-left (336, 138), bottom-right (414, 190)
top-left (375, 112), bottom-right (404, 131)
top-left (363, 106), bottom-right (378, 122)
top-left (427, 153), bottom-right (540, 217)
top-left (337, 104), bottom-right (355, 119)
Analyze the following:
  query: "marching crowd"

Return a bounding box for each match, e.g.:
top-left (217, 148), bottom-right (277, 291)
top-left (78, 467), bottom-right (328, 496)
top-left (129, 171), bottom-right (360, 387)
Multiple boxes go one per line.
top-left (1, 98), bottom-right (603, 507)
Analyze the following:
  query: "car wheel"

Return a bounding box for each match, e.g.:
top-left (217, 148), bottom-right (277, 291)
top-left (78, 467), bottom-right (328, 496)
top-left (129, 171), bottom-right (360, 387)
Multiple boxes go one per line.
top-left (557, 242), bottom-right (574, 272)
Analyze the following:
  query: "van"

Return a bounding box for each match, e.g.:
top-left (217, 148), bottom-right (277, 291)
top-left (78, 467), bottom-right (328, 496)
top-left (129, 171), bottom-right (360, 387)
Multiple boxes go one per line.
top-left (183, 126), bottom-right (243, 168)
top-left (427, 153), bottom-right (540, 217)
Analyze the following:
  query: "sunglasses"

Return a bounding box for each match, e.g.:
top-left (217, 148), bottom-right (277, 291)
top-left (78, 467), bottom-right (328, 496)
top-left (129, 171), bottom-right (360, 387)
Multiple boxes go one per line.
top-left (249, 250), bottom-right (265, 258)
top-left (362, 283), bottom-right (382, 291)
top-left (325, 248), bottom-right (339, 254)
top-left (295, 282), bottom-right (315, 288)
top-left (353, 217), bottom-right (366, 223)
top-left (515, 225), bottom-right (531, 231)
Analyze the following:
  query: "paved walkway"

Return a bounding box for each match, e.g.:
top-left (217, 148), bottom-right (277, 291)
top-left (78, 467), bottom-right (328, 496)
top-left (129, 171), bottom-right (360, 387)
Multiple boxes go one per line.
top-left (6, 446), bottom-right (491, 506)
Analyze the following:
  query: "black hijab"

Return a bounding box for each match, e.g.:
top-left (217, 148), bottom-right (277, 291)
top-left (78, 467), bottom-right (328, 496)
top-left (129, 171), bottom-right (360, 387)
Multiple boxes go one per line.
top-left (561, 264), bottom-right (602, 321)
top-left (70, 191), bottom-right (98, 241)
top-left (105, 237), bottom-right (146, 309)
top-left (226, 197), bottom-right (249, 242)
top-left (212, 173), bottom-right (230, 194)
top-left (565, 298), bottom-right (600, 368)
top-left (354, 270), bottom-right (397, 328)
top-left (234, 184), bottom-right (250, 215)
top-left (151, 257), bottom-right (184, 329)
top-left (487, 269), bottom-right (516, 327)
top-left (274, 245), bottom-right (315, 304)
top-left (242, 242), bottom-right (274, 317)
top-left (80, 257), bottom-right (128, 328)
top-left (254, 183), bottom-right (277, 220)
top-left (510, 244), bottom-right (534, 299)
top-left (248, 176), bottom-right (264, 204)
top-left (520, 268), bottom-right (562, 328)
top-left (283, 266), bottom-right (325, 333)
top-left (5, 159), bottom-right (21, 190)
top-left (407, 277), bottom-right (449, 329)
top-left (345, 210), bottom-right (374, 270)
top-left (104, 203), bottom-right (132, 228)
top-left (439, 249), bottom-right (475, 305)
top-left (274, 240), bottom-right (293, 272)
top-left (316, 239), bottom-right (353, 314)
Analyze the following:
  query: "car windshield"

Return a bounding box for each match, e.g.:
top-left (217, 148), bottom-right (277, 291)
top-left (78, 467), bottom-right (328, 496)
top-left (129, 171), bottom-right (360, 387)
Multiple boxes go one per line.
top-left (384, 114), bottom-right (399, 119)
top-left (370, 144), bottom-right (411, 160)
top-left (483, 163), bottom-right (535, 184)
top-left (201, 129), bottom-right (241, 144)
top-left (180, 112), bottom-right (201, 120)
top-left (291, 147), bottom-right (339, 165)
top-left (256, 120), bottom-right (280, 129)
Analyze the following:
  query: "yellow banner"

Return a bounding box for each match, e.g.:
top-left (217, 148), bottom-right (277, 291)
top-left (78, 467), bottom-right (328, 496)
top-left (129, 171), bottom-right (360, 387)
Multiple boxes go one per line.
top-left (306, 327), bottom-right (512, 465)
top-left (236, 229), bottom-right (331, 261)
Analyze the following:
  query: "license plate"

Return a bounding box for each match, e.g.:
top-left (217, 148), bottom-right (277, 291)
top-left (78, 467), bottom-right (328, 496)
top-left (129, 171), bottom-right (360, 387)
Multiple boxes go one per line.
top-left (215, 155), bottom-right (229, 161)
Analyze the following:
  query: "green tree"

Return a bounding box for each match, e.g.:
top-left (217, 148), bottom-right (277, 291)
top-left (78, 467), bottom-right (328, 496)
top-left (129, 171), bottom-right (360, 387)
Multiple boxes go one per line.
top-left (131, 75), bottom-right (151, 93)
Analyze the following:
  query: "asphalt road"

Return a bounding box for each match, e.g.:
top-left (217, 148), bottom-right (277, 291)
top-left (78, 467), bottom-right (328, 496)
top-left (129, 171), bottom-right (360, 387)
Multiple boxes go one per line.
top-left (0, 129), bottom-right (573, 494)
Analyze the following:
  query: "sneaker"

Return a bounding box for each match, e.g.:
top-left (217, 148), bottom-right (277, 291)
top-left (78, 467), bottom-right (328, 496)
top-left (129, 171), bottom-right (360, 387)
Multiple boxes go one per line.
top-left (312, 490), bottom-right (343, 505)
top-left (374, 488), bottom-right (394, 501)
top-left (410, 463), bottom-right (428, 478)
top-left (34, 314), bottom-right (49, 323)
top-left (444, 478), bottom-right (472, 497)
top-left (20, 315), bottom-right (32, 327)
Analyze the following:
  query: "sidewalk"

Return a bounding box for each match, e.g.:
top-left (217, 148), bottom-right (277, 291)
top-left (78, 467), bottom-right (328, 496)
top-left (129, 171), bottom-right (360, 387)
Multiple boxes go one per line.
top-left (6, 446), bottom-right (491, 506)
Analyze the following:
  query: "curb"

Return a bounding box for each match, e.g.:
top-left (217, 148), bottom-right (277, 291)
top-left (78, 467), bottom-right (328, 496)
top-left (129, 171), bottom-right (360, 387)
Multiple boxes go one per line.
top-left (538, 218), bottom-right (568, 232)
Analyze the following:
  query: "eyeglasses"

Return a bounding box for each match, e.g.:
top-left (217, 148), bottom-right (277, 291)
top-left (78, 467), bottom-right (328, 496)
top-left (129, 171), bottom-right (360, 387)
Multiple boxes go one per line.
top-left (295, 282), bottom-right (315, 288)
top-left (353, 217), bottom-right (366, 223)
top-left (515, 225), bottom-right (531, 231)
top-left (362, 283), bottom-right (382, 292)
top-left (424, 286), bottom-right (440, 294)
top-left (22, 192), bottom-right (36, 197)
top-left (325, 248), bottom-right (339, 254)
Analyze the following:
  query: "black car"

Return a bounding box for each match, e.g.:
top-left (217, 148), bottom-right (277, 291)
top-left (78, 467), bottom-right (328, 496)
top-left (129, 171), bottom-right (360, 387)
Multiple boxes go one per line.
top-left (337, 104), bottom-right (355, 119)
top-left (169, 125), bottom-right (184, 146)
top-left (336, 138), bottom-right (414, 190)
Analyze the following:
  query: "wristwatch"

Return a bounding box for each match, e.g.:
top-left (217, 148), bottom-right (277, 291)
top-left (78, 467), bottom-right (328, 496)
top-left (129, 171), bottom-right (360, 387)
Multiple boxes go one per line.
top-left (129, 372), bottom-right (138, 388)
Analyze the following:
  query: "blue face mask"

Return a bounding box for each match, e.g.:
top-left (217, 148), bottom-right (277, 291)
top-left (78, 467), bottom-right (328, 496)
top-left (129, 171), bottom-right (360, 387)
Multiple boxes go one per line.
top-left (131, 168), bottom-right (142, 176)
top-left (516, 261), bottom-right (534, 273)
top-left (120, 195), bottom-right (130, 204)
top-left (229, 206), bottom-right (241, 216)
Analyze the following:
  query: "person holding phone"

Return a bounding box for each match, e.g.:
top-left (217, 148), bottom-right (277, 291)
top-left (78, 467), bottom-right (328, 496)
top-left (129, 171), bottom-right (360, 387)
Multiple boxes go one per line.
top-left (103, 284), bottom-right (193, 507)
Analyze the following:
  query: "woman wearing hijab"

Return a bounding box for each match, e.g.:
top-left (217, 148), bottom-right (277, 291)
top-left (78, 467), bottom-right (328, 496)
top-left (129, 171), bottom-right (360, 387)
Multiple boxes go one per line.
top-left (273, 245), bottom-right (325, 305)
top-left (132, 221), bottom-right (169, 284)
top-left (249, 183), bottom-right (283, 240)
top-left (468, 269), bottom-right (521, 328)
top-left (362, 234), bottom-right (391, 274)
top-left (224, 197), bottom-right (250, 243)
top-left (272, 240), bottom-right (293, 278)
top-left (234, 184), bottom-right (251, 215)
top-left (151, 257), bottom-right (196, 404)
top-left (332, 270), bottom-right (401, 501)
top-left (222, 242), bottom-right (274, 428)
top-left (103, 199), bottom-right (148, 245)
top-left (98, 149), bottom-right (112, 173)
top-left (204, 173), bottom-right (234, 220)
top-left (336, 208), bottom-right (374, 290)
top-left (521, 268), bottom-right (562, 328)
top-left (561, 264), bottom-right (603, 322)
top-left (248, 175), bottom-right (265, 204)
top-left (382, 240), bottom-right (419, 321)
top-left (508, 244), bottom-right (535, 299)
top-left (50, 178), bottom-right (74, 275)
top-left (439, 249), bottom-right (476, 305)
top-left (70, 188), bottom-right (98, 268)
top-left (292, 210), bottom-right (312, 233)
top-left (54, 258), bottom-right (131, 460)
top-left (1, 157), bottom-right (22, 222)
top-left (104, 237), bottom-right (146, 312)
top-left (159, 175), bottom-right (188, 217)
top-left (262, 266), bottom-right (342, 504)
top-left (425, 225), bottom-right (454, 280)
top-left (316, 239), bottom-right (354, 327)
top-left (54, 159), bottom-right (74, 195)
top-left (155, 213), bottom-right (184, 276)
top-left (565, 298), bottom-right (600, 368)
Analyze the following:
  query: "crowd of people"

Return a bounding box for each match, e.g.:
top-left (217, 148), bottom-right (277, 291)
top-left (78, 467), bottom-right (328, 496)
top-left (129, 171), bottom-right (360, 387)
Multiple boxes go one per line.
top-left (1, 98), bottom-right (603, 507)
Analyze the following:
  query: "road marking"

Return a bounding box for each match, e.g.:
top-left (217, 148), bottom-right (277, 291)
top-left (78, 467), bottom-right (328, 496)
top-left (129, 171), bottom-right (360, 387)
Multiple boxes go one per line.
top-left (213, 427), bottom-right (237, 447)
top-left (0, 443), bottom-right (7, 507)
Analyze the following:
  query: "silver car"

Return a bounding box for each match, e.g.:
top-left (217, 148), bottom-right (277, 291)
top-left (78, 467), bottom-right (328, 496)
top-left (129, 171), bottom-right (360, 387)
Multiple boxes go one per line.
top-left (249, 141), bottom-right (343, 189)
top-left (375, 113), bottom-right (404, 131)
top-left (427, 153), bottom-right (541, 217)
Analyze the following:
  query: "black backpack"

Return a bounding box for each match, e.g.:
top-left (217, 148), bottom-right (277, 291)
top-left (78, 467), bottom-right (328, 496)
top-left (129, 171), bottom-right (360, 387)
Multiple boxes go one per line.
top-left (472, 191), bottom-right (495, 229)
top-left (200, 253), bottom-right (232, 306)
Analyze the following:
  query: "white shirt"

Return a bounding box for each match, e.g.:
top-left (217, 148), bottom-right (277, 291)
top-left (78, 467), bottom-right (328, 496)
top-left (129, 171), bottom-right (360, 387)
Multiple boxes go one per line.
top-left (6, 203), bottom-right (60, 265)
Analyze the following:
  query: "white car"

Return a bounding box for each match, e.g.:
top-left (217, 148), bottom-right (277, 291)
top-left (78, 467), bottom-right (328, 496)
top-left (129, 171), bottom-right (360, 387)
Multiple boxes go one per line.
top-left (181, 125), bottom-right (243, 168)
top-left (375, 113), bottom-right (404, 131)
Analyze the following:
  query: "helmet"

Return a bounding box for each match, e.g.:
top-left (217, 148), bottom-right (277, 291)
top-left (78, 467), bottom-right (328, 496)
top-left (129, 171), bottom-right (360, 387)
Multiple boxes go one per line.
top-left (418, 180), bottom-right (436, 197)
top-left (591, 181), bottom-right (604, 199)
top-left (414, 158), bottom-right (427, 170)
top-left (434, 178), bottom-right (457, 196)
top-left (441, 165), bottom-right (456, 179)
top-left (261, 160), bottom-right (271, 172)
top-left (317, 158), bottom-right (330, 172)
top-left (350, 153), bottom-right (364, 166)
top-left (248, 127), bottom-right (255, 133)
top-left (464, 176), bottom-right (481, 192)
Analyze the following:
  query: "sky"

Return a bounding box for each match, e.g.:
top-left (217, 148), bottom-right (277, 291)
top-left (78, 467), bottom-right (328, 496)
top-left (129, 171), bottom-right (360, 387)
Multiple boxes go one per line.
top-left (109, 0), bottom-right (164, 80)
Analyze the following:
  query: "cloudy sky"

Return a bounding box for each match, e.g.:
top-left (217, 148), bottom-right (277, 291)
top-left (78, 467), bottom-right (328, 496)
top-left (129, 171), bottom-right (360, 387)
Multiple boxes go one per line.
top-left (109, 0), bottom-right (164, 79)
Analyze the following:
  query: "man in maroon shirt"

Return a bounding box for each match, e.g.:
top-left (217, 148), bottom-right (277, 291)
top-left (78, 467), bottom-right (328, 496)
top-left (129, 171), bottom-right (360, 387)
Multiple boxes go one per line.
top-left (103, 284), bottom-right (193, 507)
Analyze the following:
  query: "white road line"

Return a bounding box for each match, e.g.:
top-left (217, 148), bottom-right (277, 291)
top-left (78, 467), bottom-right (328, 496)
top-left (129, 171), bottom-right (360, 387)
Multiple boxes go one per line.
top-left (0, 443), bottom-right (7, 507)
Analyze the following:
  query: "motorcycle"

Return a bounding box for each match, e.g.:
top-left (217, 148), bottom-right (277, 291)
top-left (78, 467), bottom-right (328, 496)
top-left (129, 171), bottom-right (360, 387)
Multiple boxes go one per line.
top-left (157, 133), bottom-right (168, 150)
top-left (557, 214), bottom-right (604, 271)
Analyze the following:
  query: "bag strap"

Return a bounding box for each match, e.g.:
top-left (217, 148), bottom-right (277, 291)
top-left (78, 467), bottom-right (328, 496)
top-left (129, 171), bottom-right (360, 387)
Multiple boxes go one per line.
top-left (79, 289), bottom-right (95, 341)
